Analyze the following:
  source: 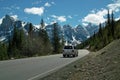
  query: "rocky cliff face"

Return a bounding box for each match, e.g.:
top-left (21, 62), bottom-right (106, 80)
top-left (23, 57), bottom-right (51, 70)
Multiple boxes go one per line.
top-left (0, 15), bottom-right (99, 44)
top-left (45, 23), bottom-right (98, 45)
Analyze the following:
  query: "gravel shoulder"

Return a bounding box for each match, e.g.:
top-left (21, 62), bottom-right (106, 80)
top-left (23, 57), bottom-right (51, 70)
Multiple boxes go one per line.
top-left (40, 39), bottom-right (120, 80)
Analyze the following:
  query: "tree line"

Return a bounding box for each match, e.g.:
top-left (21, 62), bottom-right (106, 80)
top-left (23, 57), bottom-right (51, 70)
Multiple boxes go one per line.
top-left (77, 10), bottom-right (120, 51)
top-left (0, 19), bottom-right (64, 60)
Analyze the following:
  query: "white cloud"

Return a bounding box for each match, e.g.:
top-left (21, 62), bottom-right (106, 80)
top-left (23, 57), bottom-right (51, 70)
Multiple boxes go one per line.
top-left (32, 0), bottom-right (42, 5)
top-left (68, 15), bottom-right (72, 19)
top-left (51, 15), bottom-right (66, 22)
top-left (58, 16), bottom-right (66, 22)
top-left (107, 0), bottom-right (120, 12)
top-left (24, 7), bottom-right (44, 16)
top-left (3, 7), bottom-right (11, 10)
top-left (11, 15), bottom-right (18, 21)
top-left (3, 5), bottom-right (20, 10)
top-left (51, 2), bottom-right (55, 5)
top-left (90, 9), bottom-right (96, 13)
top-left (82, 0), bottom-right (120, 25)
top-left (44, 2), bottom-right (51, 7)
top-left (51, 15), bottom-right (57, 18)
top-left (96, 9), bottom-right (108, 16)
top-left (82, 14), bottom-right (105, 25)
top-left (16, 7), bottom-right (20, 10)
top-left (82, 9), bottom-right (107, 25)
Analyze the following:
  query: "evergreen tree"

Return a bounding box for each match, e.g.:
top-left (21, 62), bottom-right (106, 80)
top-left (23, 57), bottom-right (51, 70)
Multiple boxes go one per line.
top-left (22, 23), bottom-right (36, 57)
top-left (111, 11), bottom-right (115, 39)
top-left (39, 19), bottom-right (45, 38)
top-left (28, 23), bottom-right (33, 37)
top-left (40, 19), bottom-right (45, 29)
top-left (8, 37), bottom-right (12, 58)
top-left (39, 19), bottom-right (52, 54)
top-left (8, 24), bottom-right (25, 58)
top-left (39, 19), bottom-right (50, 45)
top-left (19, 29), bottom-right (25, 52)
top-left (10, 25), bottom-right (20, 57)
top-left (0, 43), bottom-right (8, 60)
top-left (12, 24), bottom-right (18, 48)
top-left (98, 23), bottom-right (103, 38)
top-left (61, 34), bottom-right (65, 47)
top-left (107, 10), bottom-right (111, 26)
top-left (106, 10), bottom-right (113, 43)
top-left (52, 23), bottom-right (61, 53)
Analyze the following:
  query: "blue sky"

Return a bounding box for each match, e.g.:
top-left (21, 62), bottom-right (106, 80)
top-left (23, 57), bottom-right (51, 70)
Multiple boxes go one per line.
top-left (0, 0), bottom-right (120, 27)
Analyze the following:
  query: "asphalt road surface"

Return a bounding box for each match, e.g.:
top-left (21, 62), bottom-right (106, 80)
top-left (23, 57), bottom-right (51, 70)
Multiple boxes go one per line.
top-left (0, 50), bottom-right (89, 80)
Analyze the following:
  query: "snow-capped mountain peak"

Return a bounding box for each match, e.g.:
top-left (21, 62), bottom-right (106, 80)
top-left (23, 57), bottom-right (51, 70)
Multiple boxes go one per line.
top-left (0, 15), bottom-right (99, 44)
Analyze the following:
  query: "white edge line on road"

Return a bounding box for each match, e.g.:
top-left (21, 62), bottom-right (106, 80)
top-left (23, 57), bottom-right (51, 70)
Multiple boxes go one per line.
top-left (27, 59), bottom-right (75, 80)
top-left (27, 67), bottom-right (59, 80)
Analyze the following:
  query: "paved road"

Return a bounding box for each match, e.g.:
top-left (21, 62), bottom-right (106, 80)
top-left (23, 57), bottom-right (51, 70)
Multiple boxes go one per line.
top-left (0, 50), bottom-right (89, 80)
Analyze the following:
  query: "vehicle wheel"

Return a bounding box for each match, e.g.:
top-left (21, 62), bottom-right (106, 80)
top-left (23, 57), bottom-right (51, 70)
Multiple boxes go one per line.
top-left (73, 55), bottom-right (75, 57)
top-left (63, 55), bottom-right (66, 58)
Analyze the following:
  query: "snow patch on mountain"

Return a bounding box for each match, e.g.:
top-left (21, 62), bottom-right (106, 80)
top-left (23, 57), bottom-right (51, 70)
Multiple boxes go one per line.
top-left (0, 36), bottom-right (6, 42)
top-left (34, 24), bottom-right (40, 29)
top-left (0, 15), bottom-right (99, 44)
top-left (22, 22), bottom-right (27, 27)
top-left (11, 15), bottom-right (18, 21)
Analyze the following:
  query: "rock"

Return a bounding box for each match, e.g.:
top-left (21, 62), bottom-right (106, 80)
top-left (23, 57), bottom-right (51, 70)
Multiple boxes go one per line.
top-left (101, 51), bottom-right (106, 55)
top-left (74, 65), bottom-right (77, 68)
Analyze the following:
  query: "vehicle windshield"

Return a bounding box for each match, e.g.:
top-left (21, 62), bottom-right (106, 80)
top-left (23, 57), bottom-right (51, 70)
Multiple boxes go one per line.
top-left (64, 46), bottom-right (73, 49)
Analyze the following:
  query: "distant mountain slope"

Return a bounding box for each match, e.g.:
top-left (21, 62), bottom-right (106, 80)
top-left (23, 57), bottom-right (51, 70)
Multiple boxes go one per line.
top-left (85, 23), bottom-right (99, 36)
top-left (0, 15), bottom-right (36, 42)
top-left (46, 24), bottom-right (98, 44)
top-left (0, 15), bottom-right (99, 44)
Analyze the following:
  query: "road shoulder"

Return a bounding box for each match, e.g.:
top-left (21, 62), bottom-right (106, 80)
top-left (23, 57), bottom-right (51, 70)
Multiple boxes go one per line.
top-left (39, 50), bottom-right (90, 80)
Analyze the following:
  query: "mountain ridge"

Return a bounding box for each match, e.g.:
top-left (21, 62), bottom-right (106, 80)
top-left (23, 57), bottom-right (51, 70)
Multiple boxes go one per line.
top-left (0, 15), bottom-right (99, 44)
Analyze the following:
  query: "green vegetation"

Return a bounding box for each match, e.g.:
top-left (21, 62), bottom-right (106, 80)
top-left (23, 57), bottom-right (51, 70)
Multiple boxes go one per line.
top-left (52, 23), bottom-right (61, 54)
top-left (0, 19), bottom-right (63, 61)
top-left (0, 43), bottom-right (8, 60)
top-left (77, 10), bottom-right (120, 51)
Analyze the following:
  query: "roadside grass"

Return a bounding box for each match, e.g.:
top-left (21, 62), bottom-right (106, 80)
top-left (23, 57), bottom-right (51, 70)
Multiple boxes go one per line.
top-left (40, 39), bottom-right (120, 80)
